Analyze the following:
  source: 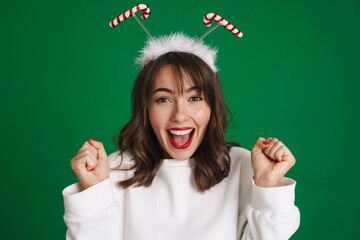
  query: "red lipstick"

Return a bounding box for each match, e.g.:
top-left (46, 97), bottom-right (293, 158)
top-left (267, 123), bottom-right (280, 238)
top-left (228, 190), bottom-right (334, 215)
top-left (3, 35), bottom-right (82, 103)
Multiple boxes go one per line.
top-left (167, 128), bottom-right (195, 149)
top-left (168, 127), bottom-right (193, 131)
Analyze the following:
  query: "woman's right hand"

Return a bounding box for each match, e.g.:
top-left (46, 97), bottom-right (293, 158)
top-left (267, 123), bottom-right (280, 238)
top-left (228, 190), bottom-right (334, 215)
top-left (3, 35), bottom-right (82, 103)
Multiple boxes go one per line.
top-left (70, 138), bottom-right (110, 190)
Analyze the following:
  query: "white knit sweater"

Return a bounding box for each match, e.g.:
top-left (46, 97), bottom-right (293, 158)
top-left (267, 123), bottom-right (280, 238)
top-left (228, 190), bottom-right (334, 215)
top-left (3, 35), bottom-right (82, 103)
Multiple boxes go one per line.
top-left (62, 147), bottom-right (300, 240)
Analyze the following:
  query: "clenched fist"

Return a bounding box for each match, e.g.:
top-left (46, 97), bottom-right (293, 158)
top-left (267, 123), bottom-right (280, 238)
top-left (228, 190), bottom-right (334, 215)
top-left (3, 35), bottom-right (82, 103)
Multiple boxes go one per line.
top-left (251, 137), bottom-right (296, 188)
top-left (70, 138), bottom-right (110, 190)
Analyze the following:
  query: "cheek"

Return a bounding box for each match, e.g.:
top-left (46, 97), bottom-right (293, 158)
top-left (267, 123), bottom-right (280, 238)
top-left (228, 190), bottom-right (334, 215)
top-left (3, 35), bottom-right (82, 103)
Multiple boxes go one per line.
top-left (148, 106), bottom-right (159, 131)
top-left (193, 105), bottom-right (211, 127)
top-left (148, 105), bottom-right (168, 134)
top-left (201, 112), bottom-right (211, 128)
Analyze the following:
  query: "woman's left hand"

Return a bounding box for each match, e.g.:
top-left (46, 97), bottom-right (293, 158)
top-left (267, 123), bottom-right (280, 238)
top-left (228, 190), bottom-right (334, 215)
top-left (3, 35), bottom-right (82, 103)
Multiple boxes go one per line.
top-left (251, 137), bottom-right (296, 187)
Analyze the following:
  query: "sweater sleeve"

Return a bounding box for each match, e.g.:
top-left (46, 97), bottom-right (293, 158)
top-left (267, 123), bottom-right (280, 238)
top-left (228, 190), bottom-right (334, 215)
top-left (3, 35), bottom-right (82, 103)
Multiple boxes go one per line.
top-left (238, 177), bottom-right (300, 240)
top-left (62, 178), bottom-right (123, 240)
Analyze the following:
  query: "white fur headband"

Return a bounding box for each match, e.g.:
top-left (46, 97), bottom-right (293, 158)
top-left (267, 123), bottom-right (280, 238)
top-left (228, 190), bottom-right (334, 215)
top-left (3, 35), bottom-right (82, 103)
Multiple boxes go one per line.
top-left (135, 32), bottom-right (218, 72)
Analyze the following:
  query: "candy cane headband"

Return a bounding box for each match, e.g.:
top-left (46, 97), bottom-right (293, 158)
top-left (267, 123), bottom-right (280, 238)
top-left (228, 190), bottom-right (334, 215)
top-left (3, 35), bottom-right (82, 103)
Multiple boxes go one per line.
top-left (109, 3), bottom-right (243, 72)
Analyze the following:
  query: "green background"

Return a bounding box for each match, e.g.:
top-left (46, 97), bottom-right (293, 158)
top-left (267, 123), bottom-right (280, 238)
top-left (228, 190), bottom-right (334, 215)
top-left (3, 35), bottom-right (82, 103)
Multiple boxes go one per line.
top-left (1, 0), bottom-right (359, 239)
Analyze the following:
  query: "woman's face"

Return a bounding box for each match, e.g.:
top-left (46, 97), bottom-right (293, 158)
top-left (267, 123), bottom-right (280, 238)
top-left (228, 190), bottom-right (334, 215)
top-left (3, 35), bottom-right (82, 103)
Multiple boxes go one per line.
top-left (148, 65), bottom-right (211, 160)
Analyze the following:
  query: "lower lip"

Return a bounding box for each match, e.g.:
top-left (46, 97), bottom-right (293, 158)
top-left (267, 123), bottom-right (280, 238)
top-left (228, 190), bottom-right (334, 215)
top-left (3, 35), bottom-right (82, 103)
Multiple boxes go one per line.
top-left (167, 130), bottom-right (195, 149)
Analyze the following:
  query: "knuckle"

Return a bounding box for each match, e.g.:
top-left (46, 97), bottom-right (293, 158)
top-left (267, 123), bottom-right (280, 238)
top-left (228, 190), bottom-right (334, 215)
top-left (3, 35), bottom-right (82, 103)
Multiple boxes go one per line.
top-left (79, 143), bottom-right (89, 151)
top-left (70, 156), bottom-right (78, 164)
top-left (87, 162), bottom-right (95, 168)
top-left (78, 146), bottom-right (85, 152)
top-left (73, 164), bottom-right (83, 171)
top-left (70, 161), bottom-right (78, 171)
top-left (85, 154), bottom-right (93, 162)
top-left (90, 149), bottom-right (98, 158)
top-left (70, 157), bottom-right (81, 169)
top-left (86, 149), bottom-right (96, 157)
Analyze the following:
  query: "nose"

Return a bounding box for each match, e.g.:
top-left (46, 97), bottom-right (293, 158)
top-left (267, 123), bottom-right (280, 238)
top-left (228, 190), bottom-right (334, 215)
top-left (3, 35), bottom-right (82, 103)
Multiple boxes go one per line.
top-left (170, 100), bottom-right (189, 122)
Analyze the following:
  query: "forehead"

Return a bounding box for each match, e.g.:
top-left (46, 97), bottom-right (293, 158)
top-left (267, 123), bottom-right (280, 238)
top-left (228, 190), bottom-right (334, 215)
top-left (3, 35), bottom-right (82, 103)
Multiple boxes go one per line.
top-left (154, 65), bottom-right (194, 90)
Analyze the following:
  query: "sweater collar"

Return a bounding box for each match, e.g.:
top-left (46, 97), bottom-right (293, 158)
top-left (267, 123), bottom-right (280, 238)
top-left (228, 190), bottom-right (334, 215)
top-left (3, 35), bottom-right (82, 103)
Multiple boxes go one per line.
top-left (161, 158), bottom-right (194, 167)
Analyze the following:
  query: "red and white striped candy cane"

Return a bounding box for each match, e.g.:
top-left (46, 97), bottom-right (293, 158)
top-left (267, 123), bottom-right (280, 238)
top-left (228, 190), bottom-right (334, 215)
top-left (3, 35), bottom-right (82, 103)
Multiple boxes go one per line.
top-left (203, 13), bottom-right (243, 38)
top-left (110, 3), bottom-right (151, 28)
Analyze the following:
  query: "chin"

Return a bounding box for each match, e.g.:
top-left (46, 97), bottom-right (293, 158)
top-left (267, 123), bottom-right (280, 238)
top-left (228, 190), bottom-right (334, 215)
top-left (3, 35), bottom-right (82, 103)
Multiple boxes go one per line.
top-left (163, 142), bottom-right (200, 160)
top-left (170, 151), bottom-right (194, 160)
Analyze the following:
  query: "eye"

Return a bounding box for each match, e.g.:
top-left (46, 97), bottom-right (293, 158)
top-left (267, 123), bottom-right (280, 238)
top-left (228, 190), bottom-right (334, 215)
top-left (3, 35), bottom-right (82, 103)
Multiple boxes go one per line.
top-left (189, 96), bottom-right (203, 102)
top-left (155, 97), bottom-right (171, 103)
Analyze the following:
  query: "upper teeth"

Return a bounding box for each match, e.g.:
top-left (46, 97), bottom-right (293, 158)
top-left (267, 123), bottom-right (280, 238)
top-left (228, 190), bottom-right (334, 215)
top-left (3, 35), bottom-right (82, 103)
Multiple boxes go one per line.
top-left (169, 129), bottom-right (193, 135)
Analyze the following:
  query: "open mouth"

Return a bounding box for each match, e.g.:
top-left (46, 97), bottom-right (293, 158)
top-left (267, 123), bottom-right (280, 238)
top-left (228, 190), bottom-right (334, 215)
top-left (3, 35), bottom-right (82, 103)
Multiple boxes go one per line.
top-left (167, 128), bottom-right (195, 149)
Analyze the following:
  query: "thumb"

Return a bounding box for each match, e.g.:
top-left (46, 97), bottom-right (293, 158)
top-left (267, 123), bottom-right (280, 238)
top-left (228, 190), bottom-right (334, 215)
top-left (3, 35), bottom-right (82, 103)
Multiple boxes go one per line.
top-left (89, 138), bottom-right (108, 162)
top-left (251, 137), bottom-right (270, 153)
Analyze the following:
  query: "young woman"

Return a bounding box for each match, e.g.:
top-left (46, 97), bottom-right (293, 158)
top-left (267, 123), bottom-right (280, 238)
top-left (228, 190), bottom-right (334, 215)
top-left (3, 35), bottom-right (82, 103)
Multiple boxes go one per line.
top-left (63, 34), bottom-right (300, 240)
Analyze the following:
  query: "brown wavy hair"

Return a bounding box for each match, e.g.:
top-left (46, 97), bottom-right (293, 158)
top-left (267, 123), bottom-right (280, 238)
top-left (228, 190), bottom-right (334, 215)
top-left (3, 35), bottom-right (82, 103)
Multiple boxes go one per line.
top-left (112, 51), bottom-right (239, 192)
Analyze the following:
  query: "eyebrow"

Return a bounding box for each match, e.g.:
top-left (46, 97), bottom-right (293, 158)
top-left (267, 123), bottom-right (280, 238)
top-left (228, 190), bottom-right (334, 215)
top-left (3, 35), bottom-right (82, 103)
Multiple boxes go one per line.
top-left (153, 86), bottom-right (199, 94)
